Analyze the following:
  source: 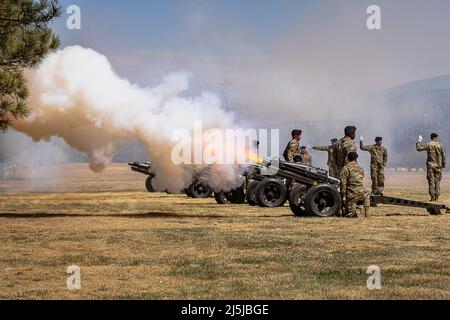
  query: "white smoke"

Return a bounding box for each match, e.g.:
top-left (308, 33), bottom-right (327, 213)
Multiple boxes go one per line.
top-left (14, 46), bottom-right (244, 193)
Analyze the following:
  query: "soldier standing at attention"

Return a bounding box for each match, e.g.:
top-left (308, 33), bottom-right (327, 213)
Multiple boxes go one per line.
top-left (416, 133), bottom-right (446, 202)
top-left (300, 146), bottom-right (313, 166)
top-left (335, 126), bottom-right (358, 175)
top-left (309, 138), bottom-right (339, 178)
top-left (360, 136), bottom-right (388, 195)
top-left (283, 130), bottom-right (302, 162)
top-left (340, 152), bottom-right (371, 218)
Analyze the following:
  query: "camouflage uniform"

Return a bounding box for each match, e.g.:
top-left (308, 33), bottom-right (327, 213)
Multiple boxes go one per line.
top-left (340, 162), bottom-right (370, 218)
top-left (335, 137), bottom-right (357, 175)
top-left (313, 145), bottom-right (339, 178)
top-left (416, 141), bottom-right (446, 200)
top-left (300, 153), bottom-right (313, 166)
top-left (360, 142), bottom-right (388, 195)
top-left (283, 139), bottom-right (302, 162)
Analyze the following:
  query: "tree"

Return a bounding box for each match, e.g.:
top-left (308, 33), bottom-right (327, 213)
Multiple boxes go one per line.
top-left (0, 0), bottom-right (61, 131)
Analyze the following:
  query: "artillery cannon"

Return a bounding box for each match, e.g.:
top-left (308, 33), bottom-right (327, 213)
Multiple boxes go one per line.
top-left (128, 162), bottom-right (213, 198)
top-left (216, 158), bottom-right (450, 217)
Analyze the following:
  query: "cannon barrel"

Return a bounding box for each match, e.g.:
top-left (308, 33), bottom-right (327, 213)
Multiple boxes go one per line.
top-left (128, 162), bottom-right (153, 176)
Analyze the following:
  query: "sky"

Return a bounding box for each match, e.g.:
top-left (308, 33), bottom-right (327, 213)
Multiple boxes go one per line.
top-left (52, 0), bottom-right (316, 86)
top-left (51, 0), bottom-right (450, 90)
top-left (55, 0), bottom-right (314, 49)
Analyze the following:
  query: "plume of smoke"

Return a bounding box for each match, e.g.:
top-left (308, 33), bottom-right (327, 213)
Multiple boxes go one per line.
top-left (14, 46), bottom-right (245, 193)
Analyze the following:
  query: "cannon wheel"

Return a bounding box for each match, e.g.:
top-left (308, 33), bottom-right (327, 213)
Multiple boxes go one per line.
top-left (246, 180), bottom-right (260, 206)
top-left (255, 178), bottom-right (287, 208)
top-left (187, 180), bottom-right (213, 199)
top-left (185, 187), bottom-right (193, 197)
top-left (145, 176), bottom-right (155, 193)
top-left (305, 184), bottom-right (342, 217)
top-left (289, 184), bottom-right (308, 217)
top-left (214, 188), bottom-right (246, 204)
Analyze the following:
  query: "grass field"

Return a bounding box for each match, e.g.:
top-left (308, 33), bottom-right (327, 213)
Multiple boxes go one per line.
top-left (0, 163), bottom-right (449, 300)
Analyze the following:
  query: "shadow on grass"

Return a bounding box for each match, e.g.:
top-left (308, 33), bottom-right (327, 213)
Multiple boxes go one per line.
top-left (0, 212), bottom-right (294, 219)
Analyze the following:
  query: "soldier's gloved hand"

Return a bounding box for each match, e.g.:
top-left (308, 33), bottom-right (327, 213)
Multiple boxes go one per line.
top-left (418, 135), bottom-right (423, 143)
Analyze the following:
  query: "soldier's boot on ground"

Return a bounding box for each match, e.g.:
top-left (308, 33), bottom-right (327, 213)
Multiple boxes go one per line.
top-left (370, 192), bottom-right (378, 207)
top-left (435, 196), bottom-right (439, 202)
top-left (429, 196), bottom-right (436, 202)
top-left (345, 203), bottom-right (359, 218)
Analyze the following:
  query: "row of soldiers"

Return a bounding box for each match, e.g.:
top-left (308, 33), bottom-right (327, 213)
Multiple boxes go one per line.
top-left (284, 126), bottom-right (447, 218)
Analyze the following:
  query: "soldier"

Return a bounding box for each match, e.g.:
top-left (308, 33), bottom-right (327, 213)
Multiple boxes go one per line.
top-left (360, 136), bottom-right (388, 195)
top-left (283, 129), bottom-right (302, 162)
top-left (416, 133), bottom-right (446, 202)
top-left (340, 152), bottom-right (370, 218)
top-left (335, 126), bottom-right (358, 175)
top-left (309, 138), bottom-right (339, 178)
top-left (300, 146), bottom-right (313, 166)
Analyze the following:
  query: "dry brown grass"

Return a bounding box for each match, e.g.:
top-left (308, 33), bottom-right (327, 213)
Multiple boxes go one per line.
top-left (0, 164), bottom-right (449, 300)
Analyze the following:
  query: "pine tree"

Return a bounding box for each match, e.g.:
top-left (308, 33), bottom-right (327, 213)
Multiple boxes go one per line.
top-left (0, 0), bottom-right (61, 131)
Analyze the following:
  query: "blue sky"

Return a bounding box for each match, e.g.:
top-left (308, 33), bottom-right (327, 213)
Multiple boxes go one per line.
top-left (54, 0), bottom-right (313, 51)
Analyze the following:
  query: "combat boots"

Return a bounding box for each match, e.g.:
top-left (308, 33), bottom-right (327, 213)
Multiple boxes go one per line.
top-left (429, 196), bottom-right (436, 202)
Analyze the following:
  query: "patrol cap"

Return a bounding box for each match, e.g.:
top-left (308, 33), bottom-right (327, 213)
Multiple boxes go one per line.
top-left (375, 137), bottom-right (383, 142)
top-left (331, 138), bottom-right (338, 143)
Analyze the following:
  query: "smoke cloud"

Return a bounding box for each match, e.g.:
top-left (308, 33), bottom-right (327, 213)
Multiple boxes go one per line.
top-left (14, 46), bottom-right (245, 193)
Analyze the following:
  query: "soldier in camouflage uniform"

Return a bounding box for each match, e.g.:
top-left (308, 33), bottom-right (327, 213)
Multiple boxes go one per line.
top-left (283, 130), bottom-right (302, 162)
top-left (300, 146), bottom-right (313, 166)
top-left (309, 138), bottom-right (339, 178)
top-left (335, 126), bottom-right (358, 176)
top-left (416, 133), bottom-right (446, 202)
top-left (340, 152), bottom-right (370, 218)
top-left (360, 136), bottom-right (388, 195)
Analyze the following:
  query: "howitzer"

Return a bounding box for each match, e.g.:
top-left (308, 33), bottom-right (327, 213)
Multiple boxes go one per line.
top-left (217, 158), bottom-right (450, 217)
top-left (128, 162), bottom-right (155, 192)
top-left (128, 161), bottom-right (213, 198)
top-left (216, 158), bottom-right (341, 211)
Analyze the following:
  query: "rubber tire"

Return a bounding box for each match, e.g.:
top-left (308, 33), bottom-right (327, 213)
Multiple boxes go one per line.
top-left (214, 192), bottom-right (229, 204)
top-left (214, 188), bottom-right (246, 204)
top-left (255, 178), bottom-right (288, 208)
top-left (246, 180), bottom-right (260, 206)
top-left (228, 187), bottom-right (246, 204)
top-left (288, 184), bottom-right (308, 217)
top-left (305, 184), bottom-right (342, 217)
top-left (185, 188), bottom-right (193, 197)
top-left (145, 176), bottom-right (155, 193)
top-left (188, 180), bottom-right (213, 199)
